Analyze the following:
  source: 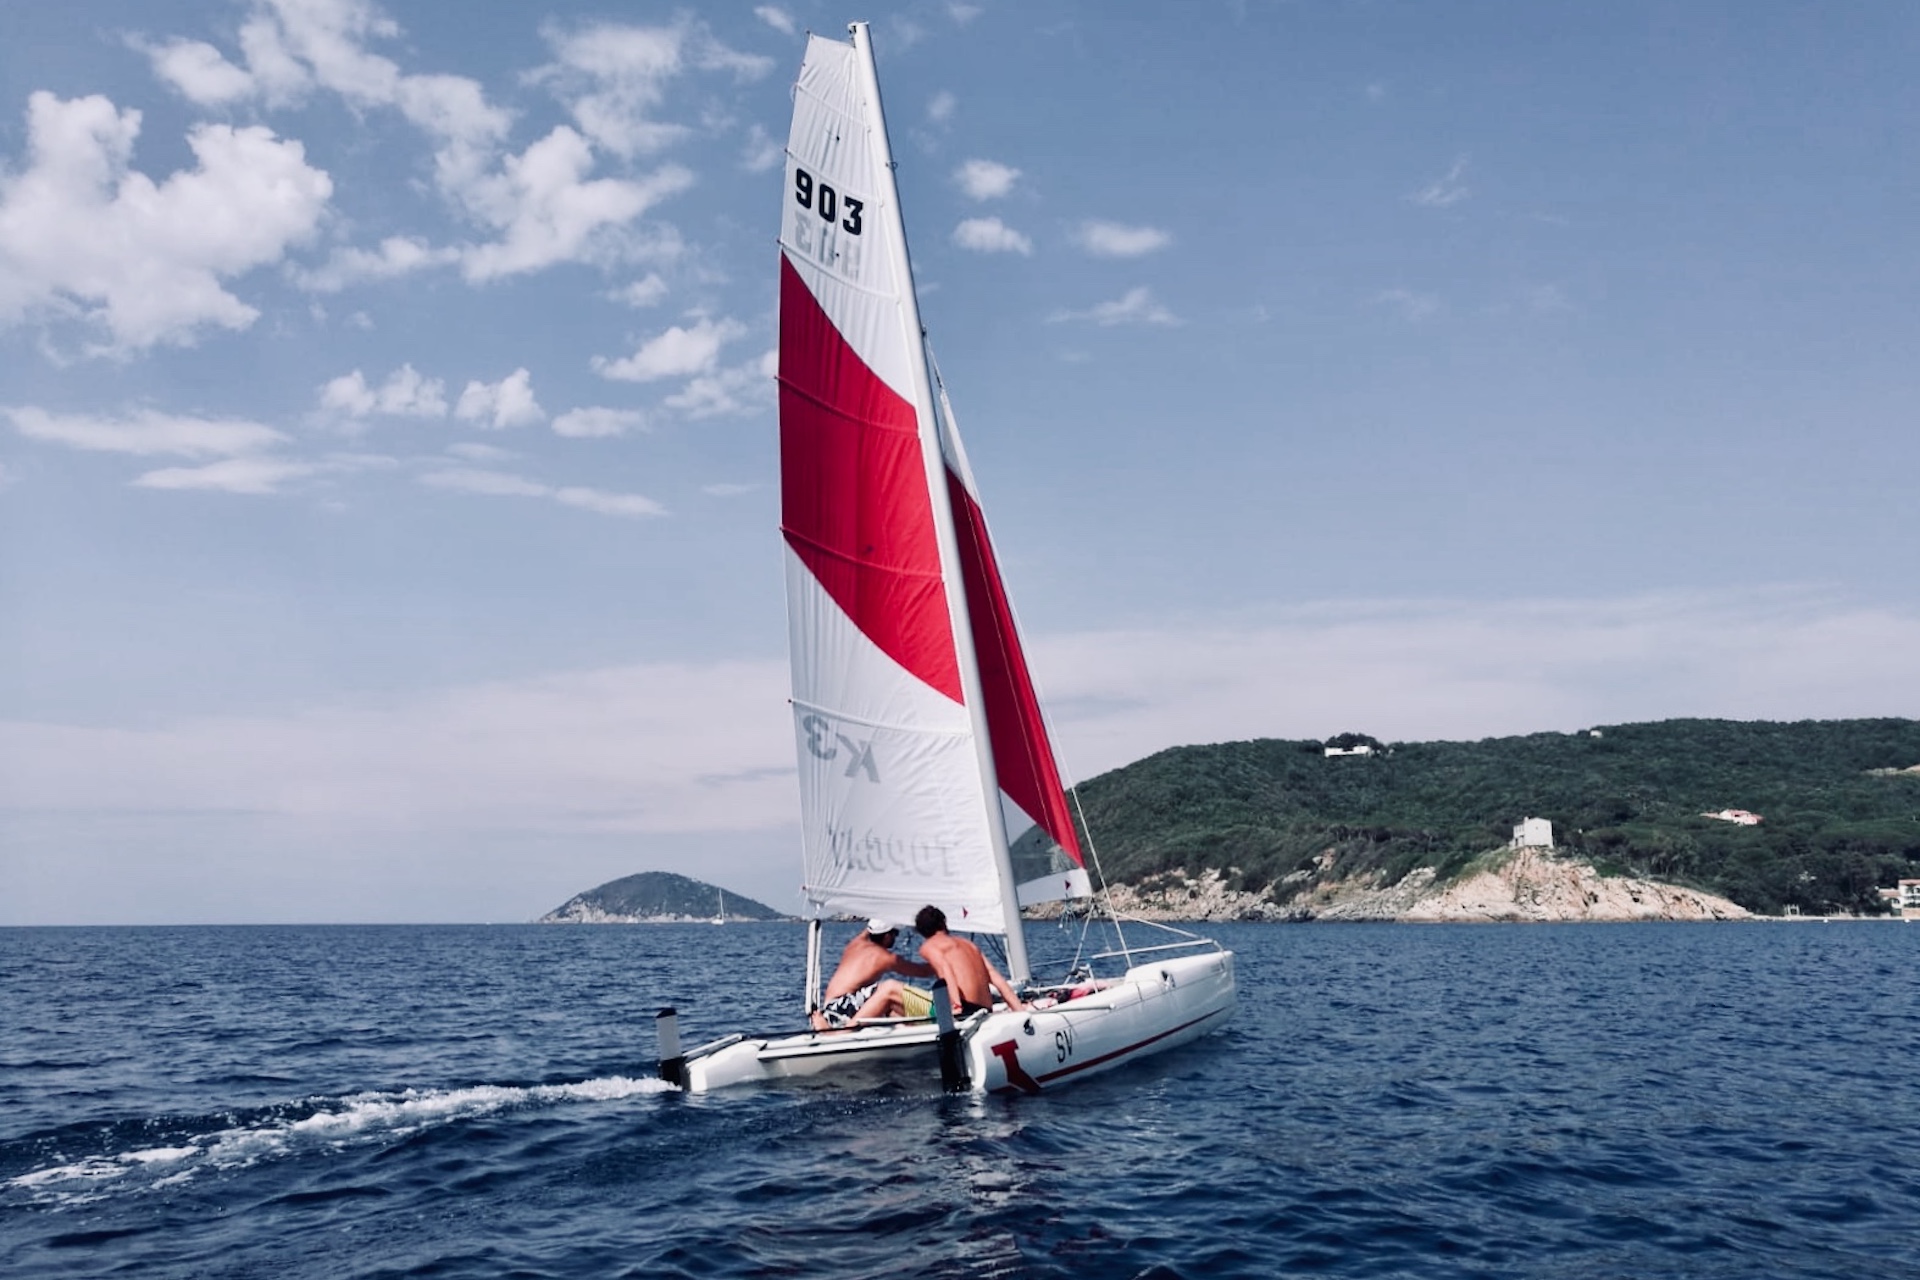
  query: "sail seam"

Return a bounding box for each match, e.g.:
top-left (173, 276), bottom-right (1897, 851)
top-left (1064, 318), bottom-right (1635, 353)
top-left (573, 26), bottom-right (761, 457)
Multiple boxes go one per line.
top-left (789, 697), bottom-right (969, 737)
top-left (790, 86), bottom-right (866, 135)
top-left (777, 248), bottom-right (898, 300)
top-left (780, 527), bottom-right (946, 581)
top-left (774, 374), bottom-right (919, 436)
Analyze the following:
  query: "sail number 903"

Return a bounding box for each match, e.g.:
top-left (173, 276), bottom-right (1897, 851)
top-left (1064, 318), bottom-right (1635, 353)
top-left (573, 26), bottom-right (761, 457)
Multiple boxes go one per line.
top-left (794, 168), bottom-right (864, 236)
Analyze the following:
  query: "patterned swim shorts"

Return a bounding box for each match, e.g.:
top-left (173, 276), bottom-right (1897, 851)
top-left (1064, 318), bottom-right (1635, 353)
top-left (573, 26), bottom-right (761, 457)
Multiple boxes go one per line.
top-left (819, 983), bottom-right (878, 1026)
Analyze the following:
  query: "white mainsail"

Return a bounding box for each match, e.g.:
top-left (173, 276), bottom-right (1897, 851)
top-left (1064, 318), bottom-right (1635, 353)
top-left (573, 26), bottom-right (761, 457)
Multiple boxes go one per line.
top-left (778, 27), bottom-right (1086, 957)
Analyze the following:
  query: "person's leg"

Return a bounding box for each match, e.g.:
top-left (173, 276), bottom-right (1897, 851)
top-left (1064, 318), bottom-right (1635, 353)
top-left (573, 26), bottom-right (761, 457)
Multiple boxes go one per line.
top-left (853, 979), bottom-right (905, 1020)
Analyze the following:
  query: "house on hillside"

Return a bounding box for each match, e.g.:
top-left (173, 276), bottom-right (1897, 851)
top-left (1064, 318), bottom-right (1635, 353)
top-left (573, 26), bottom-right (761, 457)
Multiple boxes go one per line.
top-left (1511, 817), bottom-right (1554, 849)
top-left (1703, 809), bottom-right (1763, 826)
top-left (1884, 880), bottom-right (1920, 919)
top-left (1324, 744), bottom-right (1375, 758)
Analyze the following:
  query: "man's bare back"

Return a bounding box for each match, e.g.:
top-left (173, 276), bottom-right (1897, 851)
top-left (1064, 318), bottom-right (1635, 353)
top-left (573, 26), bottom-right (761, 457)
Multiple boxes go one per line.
top-left (913, 905), bottom-right (1026, 1016)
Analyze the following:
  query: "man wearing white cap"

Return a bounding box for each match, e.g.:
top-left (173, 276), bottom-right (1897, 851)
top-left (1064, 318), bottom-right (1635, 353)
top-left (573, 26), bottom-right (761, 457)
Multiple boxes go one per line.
top-left (810, 919), bottom-right (936, 1030)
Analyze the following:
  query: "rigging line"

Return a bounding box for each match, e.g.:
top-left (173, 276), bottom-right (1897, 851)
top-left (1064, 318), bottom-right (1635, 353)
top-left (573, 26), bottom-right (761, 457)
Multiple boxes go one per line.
top-left (924, 340), bottom-right (1118, 969)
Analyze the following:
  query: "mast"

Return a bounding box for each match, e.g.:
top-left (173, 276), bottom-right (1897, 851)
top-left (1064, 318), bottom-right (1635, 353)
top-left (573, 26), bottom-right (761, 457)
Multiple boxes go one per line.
top-left (848, 22), bottom-right (1031, 982)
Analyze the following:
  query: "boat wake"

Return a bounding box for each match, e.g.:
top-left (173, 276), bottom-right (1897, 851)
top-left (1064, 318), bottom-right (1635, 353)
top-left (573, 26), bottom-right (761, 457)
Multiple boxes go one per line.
top-left (3, 1075), bottom-right (672, 1206)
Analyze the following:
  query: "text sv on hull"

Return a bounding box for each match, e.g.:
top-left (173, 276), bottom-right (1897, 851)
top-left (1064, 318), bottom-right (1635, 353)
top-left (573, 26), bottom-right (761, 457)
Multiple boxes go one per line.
top-left (665, 22), bottom-right (1235, 1096)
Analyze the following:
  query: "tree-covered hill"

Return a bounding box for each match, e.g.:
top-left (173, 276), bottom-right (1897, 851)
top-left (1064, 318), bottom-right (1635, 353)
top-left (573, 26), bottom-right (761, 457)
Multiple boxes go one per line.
top-left (1073, 718), bottom-right (1920, 915)
top-left (540, 872), bottom-right (788, 923)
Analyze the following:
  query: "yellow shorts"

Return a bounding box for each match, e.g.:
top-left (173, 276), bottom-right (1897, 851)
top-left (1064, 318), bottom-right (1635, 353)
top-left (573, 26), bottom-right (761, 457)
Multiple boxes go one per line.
top-left (898, 985), bottom-right (933, 1018)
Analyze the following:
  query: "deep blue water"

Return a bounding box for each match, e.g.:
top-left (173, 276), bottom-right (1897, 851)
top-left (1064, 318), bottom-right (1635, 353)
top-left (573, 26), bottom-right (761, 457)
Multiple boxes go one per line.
top-left (3, 921), bottom-right (1918, 1278)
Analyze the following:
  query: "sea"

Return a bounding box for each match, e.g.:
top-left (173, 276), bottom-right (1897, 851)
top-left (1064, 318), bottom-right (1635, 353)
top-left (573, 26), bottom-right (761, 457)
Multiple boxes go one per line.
top-left (3, 920), bottom-right (1916, 1279)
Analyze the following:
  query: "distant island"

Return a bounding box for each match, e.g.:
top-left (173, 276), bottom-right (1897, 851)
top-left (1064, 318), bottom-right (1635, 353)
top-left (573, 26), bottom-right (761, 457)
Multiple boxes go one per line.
top-left (539, 872), bottom-right (788, 924)
top-left (1070, 717), bottom-right (1920, 921)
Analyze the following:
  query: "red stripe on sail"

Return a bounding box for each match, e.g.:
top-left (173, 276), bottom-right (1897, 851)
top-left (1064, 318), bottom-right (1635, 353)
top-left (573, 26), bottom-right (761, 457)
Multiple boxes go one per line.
top-left (947, 470), bottom-right (1085, 864)
top-left (778, 253), bottom-right (963, 704)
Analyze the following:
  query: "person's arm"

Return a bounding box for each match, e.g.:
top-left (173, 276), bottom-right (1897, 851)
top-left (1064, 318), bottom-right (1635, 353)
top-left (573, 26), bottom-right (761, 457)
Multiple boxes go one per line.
top-left (889, 957), bottom-right (935, 979)
top-left (984, 959), bottom-right (1027, 1012)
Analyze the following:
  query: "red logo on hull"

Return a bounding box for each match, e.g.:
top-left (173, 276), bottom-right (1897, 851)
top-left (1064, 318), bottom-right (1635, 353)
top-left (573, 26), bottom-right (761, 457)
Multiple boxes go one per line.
top-left (989, 1039), bottom-right (1042, 1095)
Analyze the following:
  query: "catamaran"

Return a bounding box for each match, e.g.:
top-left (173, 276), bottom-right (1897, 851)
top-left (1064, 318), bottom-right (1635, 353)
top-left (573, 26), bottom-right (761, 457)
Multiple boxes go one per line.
top-left (664, 22), bottom-right (1235, 1095)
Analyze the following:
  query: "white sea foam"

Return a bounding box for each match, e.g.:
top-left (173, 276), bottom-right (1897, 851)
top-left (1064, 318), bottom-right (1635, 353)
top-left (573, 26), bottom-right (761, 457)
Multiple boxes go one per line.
top-left (5, 1075), bottom-right (671, 1203)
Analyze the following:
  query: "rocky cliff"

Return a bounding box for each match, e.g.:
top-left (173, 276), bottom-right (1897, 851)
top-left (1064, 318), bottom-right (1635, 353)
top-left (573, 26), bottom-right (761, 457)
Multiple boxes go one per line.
top-left (1083, 848), bottom-right (1750, 923)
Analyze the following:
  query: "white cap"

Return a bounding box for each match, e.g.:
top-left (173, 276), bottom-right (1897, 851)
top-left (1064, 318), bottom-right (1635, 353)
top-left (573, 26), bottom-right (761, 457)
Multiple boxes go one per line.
top-left (866, 919), bottom-right (896, 936)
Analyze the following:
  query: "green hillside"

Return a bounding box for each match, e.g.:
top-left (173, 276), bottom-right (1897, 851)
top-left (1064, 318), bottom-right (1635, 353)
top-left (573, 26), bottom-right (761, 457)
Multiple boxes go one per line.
top-left (540, 871), bottom-right (787, 922)
top-left (1073, 718), bottom-right (1920, 915)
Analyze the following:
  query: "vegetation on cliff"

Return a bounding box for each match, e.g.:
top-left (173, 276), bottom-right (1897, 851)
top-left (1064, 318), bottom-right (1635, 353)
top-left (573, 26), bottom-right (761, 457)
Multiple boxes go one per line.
top-left (1073, 718), bottom-right (1920, 916)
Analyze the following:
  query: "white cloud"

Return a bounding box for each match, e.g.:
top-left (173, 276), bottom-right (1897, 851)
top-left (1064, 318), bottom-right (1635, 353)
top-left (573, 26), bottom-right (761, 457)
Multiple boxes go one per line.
top-left (593, 315), bottom-right (747, 382)
top-left (159, 2), bottom-right (702, 284)
top-left (952, 217), bottom-right (1032, 255)
top-left (536, 22), bottom-right (690, 158)
top-left (948, 3), bottom-right (984, 24)
top-left (0, 92), bottom-right (331, 352)
top-left (1411, 156), bottom-right (1470, 208)
top-left (613, 273), bottom-right (669, 307)
top-left (552, 407), bottom-right (645, 438)
top-left (321, 364), bottom-right (449, 419)
top-left (0, 659), bottom-right (792, 836)
top-left (144, 38), bottom-right (256, 105)
top-left (445, 441), bottom-right (515, 462)
top-left (458, 126), bottom-right (693, 282)
top-left (955, 158), bottom-right (1019, 200)
top-left (210, 0), bottom-right (510, 191)
top-left (454, 369), bottom-right (545, 430)
top-left (741, 124), bottom-right (782, 173)
top-left (553, 487), bottom-right (664, 517)
top-left (1376, 288), bottom-right (1441, 322)
top-left (421, 467), bottom-right (664, 517)
top-left (133, 457), bottom-right (319, 494)
top-left (755, 6), bottom-right (797, 36)
top-left (1048, 286), bottom-right (1179, 327)
top-left (927, 91), bottom-right (956, 124)
top-left (1071, 220), bottom-right (1171, 258)
top-left (291, 236), bottom-right (459, 292)
top-left (6, 406), bottom-right (285, 456)
top-left (536, 20), bottom-right (772, 159)
top-left (663, 349), bottom-right (776, 419)
top-left (703, 482), bottom-right (757, 497)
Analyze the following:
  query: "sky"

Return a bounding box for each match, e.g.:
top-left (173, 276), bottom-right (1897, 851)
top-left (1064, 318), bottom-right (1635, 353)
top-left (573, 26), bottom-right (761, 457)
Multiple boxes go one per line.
top-left (3, 1), bottom-right (1917, 925)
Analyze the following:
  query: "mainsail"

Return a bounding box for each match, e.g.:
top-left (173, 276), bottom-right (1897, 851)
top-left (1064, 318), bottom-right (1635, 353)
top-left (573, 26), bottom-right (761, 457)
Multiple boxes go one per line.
top-left (777, 29), bottom-right (1085, 949)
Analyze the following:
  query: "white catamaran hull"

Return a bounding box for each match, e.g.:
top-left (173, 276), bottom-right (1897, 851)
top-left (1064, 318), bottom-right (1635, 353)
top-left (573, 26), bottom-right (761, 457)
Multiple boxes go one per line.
top-left (680, 950), bottom-right (1235, 1096)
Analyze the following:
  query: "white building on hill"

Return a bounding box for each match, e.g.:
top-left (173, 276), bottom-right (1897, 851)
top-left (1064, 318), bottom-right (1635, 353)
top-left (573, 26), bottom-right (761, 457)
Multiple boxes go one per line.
top-left (1703, 808), bottom-right (1763, 826)
top-left (1511, 817), bottom-right (1554, 849)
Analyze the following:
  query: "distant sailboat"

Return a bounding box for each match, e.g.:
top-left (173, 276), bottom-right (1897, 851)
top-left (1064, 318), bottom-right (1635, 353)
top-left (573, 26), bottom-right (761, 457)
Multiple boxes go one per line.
top-left (665, 22), bottom-right (1235, 1095)
top-left (713, 889), bottom-right (725, 926)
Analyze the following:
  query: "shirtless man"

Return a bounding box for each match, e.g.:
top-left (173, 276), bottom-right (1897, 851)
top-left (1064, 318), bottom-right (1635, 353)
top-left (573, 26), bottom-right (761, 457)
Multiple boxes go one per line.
top-left (910, 904), bottom-right (1028, 1017)
top-left (810, 920), bottom-right (935, 1030)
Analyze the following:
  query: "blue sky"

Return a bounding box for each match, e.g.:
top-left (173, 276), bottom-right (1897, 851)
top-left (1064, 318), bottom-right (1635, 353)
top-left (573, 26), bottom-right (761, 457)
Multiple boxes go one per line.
top-left (3, 1), bottom-right (1916, 925)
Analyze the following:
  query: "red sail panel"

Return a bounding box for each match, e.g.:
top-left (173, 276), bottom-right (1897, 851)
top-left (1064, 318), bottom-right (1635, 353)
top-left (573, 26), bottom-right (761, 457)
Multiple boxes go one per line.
top-left (778, 254), bottom-right (963, 704)
top-left (946, 469), bottom-right (1085, 864)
